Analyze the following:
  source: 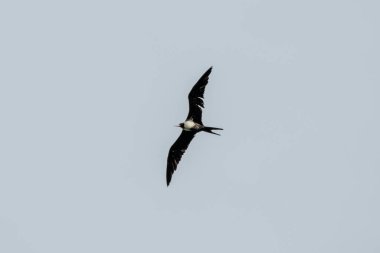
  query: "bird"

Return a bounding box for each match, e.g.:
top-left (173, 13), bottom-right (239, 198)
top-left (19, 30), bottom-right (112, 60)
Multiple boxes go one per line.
top-left (166, 67), bottom-right (222, 186)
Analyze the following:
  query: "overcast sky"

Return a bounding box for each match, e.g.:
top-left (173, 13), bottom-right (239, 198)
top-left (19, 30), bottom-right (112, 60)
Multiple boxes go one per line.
top-left (0, 0), bottom-right (379, 252)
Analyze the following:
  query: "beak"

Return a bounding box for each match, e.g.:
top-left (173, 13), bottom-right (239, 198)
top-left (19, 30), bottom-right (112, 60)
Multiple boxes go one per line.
top-left (174, 125), bottom-right (180, 127)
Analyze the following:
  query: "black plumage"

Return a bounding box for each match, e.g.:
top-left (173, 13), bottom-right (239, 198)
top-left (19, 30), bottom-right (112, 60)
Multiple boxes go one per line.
top-left (166, 131), bottom-right (195, 185)
top-left (186, 67), bottom-right (212, 124)
top-left (166, 67), bottom-right (222, 186)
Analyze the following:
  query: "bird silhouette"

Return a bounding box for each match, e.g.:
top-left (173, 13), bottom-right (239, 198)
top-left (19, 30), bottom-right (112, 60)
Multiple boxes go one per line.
top-left (166, 67), bottom-right (222, 186)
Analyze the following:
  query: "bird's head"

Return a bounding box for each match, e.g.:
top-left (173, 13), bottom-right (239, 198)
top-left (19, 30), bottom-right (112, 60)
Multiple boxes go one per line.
top-left (175, 123), bottom-right (184, 129)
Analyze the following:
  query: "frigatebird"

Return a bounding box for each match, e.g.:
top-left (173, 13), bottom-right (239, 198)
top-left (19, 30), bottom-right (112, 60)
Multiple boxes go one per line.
top-left (166, 67), bottom-right (222, 186)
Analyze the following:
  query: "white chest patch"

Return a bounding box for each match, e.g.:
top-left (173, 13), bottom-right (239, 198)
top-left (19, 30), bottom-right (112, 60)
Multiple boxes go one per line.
top-left (183, 120), bottom-right (195, 130)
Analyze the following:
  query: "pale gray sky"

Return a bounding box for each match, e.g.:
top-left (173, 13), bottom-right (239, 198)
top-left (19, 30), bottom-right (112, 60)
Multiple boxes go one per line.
top-left (0, 0), bottom-right (379, 252)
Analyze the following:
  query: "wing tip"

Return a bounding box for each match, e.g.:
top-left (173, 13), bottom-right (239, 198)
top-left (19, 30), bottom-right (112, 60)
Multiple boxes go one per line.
top-left (166, 172), bottom-right (172, 186)
top-left (198, 66), bottom-right (212, 81)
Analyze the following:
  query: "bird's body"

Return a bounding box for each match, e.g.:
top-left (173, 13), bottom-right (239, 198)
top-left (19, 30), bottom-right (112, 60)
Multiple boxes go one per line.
top-left (183, 120), bottom-right (196, 130)
top-left (183, 120), bottom-right (202, 131)
top-left (166, 67), bottom-right (222, 186)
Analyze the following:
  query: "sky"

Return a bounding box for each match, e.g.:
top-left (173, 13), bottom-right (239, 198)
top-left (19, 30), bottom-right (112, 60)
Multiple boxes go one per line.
top-left (0, 0), bottom-right (379, 252)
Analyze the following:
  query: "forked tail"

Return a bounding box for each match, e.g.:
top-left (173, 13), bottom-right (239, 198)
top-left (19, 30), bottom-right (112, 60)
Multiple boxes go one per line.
top-left (203, 126), bottom-right (223, 136)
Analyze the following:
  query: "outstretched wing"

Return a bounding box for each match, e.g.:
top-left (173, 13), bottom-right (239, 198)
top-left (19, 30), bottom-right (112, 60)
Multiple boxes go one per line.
top-left (166, 130), bottom-right (196, 186)
top-left (186, 67), bottom-right (212, 124)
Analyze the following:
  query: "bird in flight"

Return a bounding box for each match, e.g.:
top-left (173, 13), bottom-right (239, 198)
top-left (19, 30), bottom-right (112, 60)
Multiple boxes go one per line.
top-left (166, 67), bottom-right (222, 186)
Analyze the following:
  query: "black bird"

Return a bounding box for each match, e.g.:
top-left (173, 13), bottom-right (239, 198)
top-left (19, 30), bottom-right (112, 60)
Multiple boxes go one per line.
top-left (166, 67), bottom-right (223, 186)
